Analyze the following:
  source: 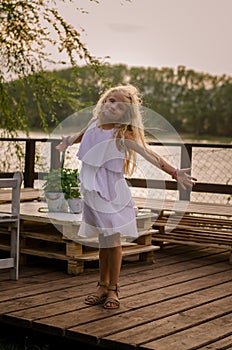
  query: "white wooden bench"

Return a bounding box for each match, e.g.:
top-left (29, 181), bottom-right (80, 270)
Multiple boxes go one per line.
top-left (0, 172), bottom-right (23, 280)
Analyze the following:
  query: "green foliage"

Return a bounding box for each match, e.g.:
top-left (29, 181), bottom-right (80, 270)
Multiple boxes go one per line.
top-left (35, 64), bottom-right (231, 138)
top-left (3, 62), bottom-right (232, 138)
top-left (2, 1), bottom-right (231, 139)
top-left (61, 168), bottom-right (81, 199)
top-left (4, 63), bottom-right (232, 138)
top-left (43, 168), bottom-right (80, 199)
top-left (42, 168), bottom-right (63, 193)
top-left (0, 0), bottom-right (105, 137)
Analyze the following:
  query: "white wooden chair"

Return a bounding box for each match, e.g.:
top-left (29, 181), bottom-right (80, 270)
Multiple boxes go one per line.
top-left (0, 171), bottom-right (23, 280)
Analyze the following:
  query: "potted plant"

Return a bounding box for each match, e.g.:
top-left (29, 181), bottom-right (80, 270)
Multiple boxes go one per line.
top-left (43, 168), bottom-right (81, 213)
top-left (61, 168), bottom-right (82, 213)
top-left (42, 168), bottom-right (67, 212)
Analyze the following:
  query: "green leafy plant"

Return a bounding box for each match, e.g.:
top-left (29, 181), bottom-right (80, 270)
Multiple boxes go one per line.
top-left (61, 168), bottom-right (81, 199)
top-left (42, 168), bottom-right (80, 199)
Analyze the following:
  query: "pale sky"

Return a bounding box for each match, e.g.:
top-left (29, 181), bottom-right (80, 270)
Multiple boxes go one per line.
top-left (56, 0), bottom-right (232, 76)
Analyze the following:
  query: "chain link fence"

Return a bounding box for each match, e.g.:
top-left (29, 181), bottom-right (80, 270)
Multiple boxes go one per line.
top-left (0, 139), bottom-right (231, 205)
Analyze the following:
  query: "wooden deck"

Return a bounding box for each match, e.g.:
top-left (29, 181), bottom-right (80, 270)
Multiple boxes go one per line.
top-left (0, 244), bottom-right (232, 349)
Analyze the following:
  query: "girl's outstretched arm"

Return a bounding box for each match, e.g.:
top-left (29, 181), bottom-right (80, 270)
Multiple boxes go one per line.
top-left (124, 136), bottom-right (197, 189)
top-left (55, 125), bottom-right (88, 152)
top-left (56, 116), bottom-right (98, 152)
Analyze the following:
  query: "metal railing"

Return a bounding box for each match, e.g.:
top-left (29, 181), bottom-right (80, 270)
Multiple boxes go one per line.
top-left (0, 138), bottom-right (231, 202)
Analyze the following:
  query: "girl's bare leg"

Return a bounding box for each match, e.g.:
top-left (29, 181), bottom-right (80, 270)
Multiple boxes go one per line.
top-left (109, 245), bottom-right (122, 288)
top-left (88, 247), bottom-right (111, 299)
top-left (87, 233), bottom-right (122, 308)
top-left (84, 244), bottom-right (109, 304)
top-left (105, 233), bottom-right (122, 307)
top-left (99, 248), bottom-right (110, 283)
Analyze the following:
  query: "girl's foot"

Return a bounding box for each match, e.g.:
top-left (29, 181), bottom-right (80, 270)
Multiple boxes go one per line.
top-left (103, 284), bottom-right (120, 309)
top-left (84, 282), bottom-right (108, 305)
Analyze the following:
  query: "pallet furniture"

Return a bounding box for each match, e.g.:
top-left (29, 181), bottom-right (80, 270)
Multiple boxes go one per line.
top-left (134, 197), bottom-right (232, 263)
top-left (0, 188), bottom-right (40, 204)
top-left (0, 201), bottom-right (158, 275)
top-left (0, 172), bottom-right (23, 280)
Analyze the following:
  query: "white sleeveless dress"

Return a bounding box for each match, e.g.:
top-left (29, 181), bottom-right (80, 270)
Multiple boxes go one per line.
top-left (77, 120), bottom-right (138, 240)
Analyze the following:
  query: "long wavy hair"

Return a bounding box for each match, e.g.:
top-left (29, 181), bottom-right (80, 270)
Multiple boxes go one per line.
top-left (92, 85), bottom-right (152, 176)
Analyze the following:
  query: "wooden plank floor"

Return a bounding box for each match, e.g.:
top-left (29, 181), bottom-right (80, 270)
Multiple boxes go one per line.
top-left (0, 244), bottom-right (232, 350)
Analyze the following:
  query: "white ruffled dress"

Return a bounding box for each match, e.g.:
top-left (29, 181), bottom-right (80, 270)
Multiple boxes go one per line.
top-left (77, 120), bottom-right (138, 240)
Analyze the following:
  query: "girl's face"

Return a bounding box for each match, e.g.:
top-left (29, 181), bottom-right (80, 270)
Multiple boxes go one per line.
top-left (102, 92), bottom-right (129, 124)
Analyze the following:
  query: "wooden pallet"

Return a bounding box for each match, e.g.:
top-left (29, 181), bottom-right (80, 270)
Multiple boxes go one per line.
top-left (152, 213), bottom-right (232, 263)
top-left (133, 197), bottom-right (232, 263)
top-left (0, 188), bottom-right (40, 204)
top-left (0, 228), bottom-right (159, 274)
top-left (0, 202), bottom-right (159, 274)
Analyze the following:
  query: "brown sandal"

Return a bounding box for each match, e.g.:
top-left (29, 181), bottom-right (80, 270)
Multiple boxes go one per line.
top-left (103, 284), bottom-right (120, 309)
top-left (84, 281), bottom-right (108, 306)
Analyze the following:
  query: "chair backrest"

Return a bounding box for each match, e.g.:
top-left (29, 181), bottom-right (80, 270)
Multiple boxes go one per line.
top-left (0, 171), bottom-right (23, 216)
top-left (0, 171), bottom-right (23, 280)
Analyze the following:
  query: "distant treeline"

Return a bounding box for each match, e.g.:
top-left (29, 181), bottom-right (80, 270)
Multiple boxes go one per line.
top-left (9, 64), bottom-right (232, 137)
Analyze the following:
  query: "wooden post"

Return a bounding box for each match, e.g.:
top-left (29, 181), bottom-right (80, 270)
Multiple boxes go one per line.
top-left (180, 144), bottom-right (192, 201)
top-left (24, 140), bottom-right (36, 187)
top-left (137, 232), bottom-right (152, 246)
top-left (68, 259), bottom-right (84, 275)
top-left (140, 251), bottom-right (154, 263)
top-left (51, 140), bottom-right (61, 170)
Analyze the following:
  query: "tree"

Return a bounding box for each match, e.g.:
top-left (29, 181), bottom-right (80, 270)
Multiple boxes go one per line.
top-left (0, 0), bottom-right (105, 136)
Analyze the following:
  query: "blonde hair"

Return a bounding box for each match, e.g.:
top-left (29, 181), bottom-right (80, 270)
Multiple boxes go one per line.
top-left (93, 85), bottom-right (149, 176)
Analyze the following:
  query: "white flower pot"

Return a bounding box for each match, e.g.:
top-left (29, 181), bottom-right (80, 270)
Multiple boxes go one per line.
top-left (68, 198), bottom-right (82, 213)
top-left (45, 192), bottom-right (68, 212)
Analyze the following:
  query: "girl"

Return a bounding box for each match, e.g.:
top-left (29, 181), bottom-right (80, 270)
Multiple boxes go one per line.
top-left (56, 85), bottom-right (196, 309)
